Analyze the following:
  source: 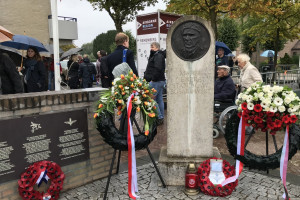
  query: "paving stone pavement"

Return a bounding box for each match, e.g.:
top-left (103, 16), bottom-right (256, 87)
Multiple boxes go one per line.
top-left (60, 163), bottom-right (300, 200)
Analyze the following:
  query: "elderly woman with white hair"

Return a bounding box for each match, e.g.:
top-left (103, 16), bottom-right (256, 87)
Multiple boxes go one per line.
top-left (237, 53), bottom-right (262, 90)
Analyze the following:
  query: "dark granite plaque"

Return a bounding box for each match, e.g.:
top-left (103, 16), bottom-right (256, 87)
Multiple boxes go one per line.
top-left (171, 20), bottom-right (211, 61)
top-left (0, 109), bottom-right (89, 183)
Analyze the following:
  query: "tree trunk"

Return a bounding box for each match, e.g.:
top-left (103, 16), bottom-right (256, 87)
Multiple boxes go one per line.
top-left (115, 21), bottom-right (123, 33)
top-left (273, 28), bottom-right (280, 72)
top-left (209, 0), bottom-right (218, 40)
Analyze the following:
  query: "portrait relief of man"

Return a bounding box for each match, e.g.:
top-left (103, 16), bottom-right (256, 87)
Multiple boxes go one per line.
top-left (171, 21), bottom-right (210, 61)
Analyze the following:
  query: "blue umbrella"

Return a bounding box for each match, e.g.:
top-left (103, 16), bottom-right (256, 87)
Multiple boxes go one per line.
top-left (260, 50), bottom-right (275, 57)
top-left (0, 34), bottom-right (48, 52)
top-left (216, 41), bottom-right (232, 55)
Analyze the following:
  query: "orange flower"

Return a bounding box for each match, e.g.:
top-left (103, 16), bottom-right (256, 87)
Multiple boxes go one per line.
top-left (119, 85), bottom-right (123, 89)
top-left (136, 107), bottom-right (140, 112)
top-left (138, 83), bottom-right (142, 87)
top-left (98, 104), bottom-right (103, 109)
top-left (117, 106), bottom-right (122, 110)
top-left (122, 92), bottom-right (125, 95)
top-left (120, 74), bottom-right (125, 79)
top-left (112, 82), bottom-right (114, 85)
top-left (115, 92), bottom-right (118, 95)
top-left (151, 88), bottom-right (157, 93)
top-left (145, 130), bottom-right (149, 136)
top-left (130, 71), bottom-right (133, 75)
top-left (130, 77), bottom-right (134, 82)
top-left (130, 84), bottom-right (134, 88)
top-left (145, 90), bottom-right (149, 94)
top-left (143, 94), bottom-right (147, 98)
top-left (144, 101), bottom-right (149, 106)
top-left (93, 113), bottom-right (98, 118)
top-left (133, 74), bottom-right (137, 79)
top-left (117, 111), bottom-right (122, 116)
top-left (148, 113), bottom-right (155, 117)
top-left (153, 106), bottom-right (157, 109)
top-left (118, 99), bottom-right (123, 104)
top-left (149, 99), bottom-right (152, 102)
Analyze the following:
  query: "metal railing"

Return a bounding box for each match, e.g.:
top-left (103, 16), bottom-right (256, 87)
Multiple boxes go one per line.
top-left (232, 69), bottom-right (300, 89)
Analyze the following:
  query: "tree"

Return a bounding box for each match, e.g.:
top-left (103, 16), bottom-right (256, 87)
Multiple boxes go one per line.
top-left (165, 0), bottom-right (238, 39)
top-left (60, 44), bottom-right (76, 52)
top-left (93, 30), bottom-right (137, 57)
top-left (217, 17), bottom-right (240, 51)
top-left (86, 0), bottom-right (158, 32)
top-left (241, 0), bottom-right (300, 71)
top-left (81, 42), bottom-right (93, 55)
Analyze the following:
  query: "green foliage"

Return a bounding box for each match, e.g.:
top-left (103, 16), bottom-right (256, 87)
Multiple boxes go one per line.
top-left (93, 30), bottom-right (117, 57)
top-left (217, 17), bottom-right (240, 51)
top-left (280, 53), bottom-right (293, 64)
top-left (86, 0), bottom-right (158, 32)
top-left (241, 17), bottom-right (261, 56)
top-left (93, 30), bottom-right (136, 57)
top-left (262, 40), bottom-right (286, 52)
top-left (60, 44), bottom-right (76, 52)
top-left (81, 42), bottom-right (93, 55)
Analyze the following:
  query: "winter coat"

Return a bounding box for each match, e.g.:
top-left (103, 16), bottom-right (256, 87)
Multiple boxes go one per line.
top-left (214, 75), bottom-right (236, 100)
top-left (23, 58), bottom-right (46, 93)
top-left (67, 60), bottom-right (80, 89)
top-left (0, 53), bottom-right (23, 94)
top-left (107, 45), bottom-right (138, 79)
top-left (78, 58), bottom-right (96, 88)
top-left (215, 55), bottom-right (229, 79)
top-left (240, 62), bottom-right (262, 89)
top-left (144, 50), bottom-right (165, 82)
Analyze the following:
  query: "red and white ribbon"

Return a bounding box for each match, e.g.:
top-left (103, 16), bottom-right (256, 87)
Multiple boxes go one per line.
top-left (127, 93), bottom-right (139, 199)
top-left (221, 114), bottom-right (246, 186)
top-left (280, 126), bottom-right (290, 199)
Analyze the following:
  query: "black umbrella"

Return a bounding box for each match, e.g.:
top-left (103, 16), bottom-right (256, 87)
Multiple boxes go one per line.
top-left (60, 48), bottom-right (82, 60)
top-left (0, 44), bottom-right (24, 66)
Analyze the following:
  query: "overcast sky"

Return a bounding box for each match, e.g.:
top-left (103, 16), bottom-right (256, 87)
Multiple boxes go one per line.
top-left (58, 0), bottom-right (167, 47)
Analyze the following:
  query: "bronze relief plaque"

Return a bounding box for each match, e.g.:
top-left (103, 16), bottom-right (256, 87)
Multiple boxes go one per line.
top-left (171, 20), bottom-right (211, 61)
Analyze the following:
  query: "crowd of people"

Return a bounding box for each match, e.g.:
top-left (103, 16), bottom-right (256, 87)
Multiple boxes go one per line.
top-left (0, 32), bottom-right (264, 125)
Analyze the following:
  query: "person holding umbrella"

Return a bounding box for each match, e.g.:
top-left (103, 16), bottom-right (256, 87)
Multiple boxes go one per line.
top-left (22, 47), bottom-right (46, 93)
top-left (215, 47), bottom-right (229, 79)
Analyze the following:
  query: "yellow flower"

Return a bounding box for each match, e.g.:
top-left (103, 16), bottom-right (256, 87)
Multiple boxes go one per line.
top-left (93, 113), bottom-right (98, 118)
top-left (148, 113), bottom-right (155, 117)
top-left (120, 74), bottom-right (125, 79)
top-left (118, 99), bottom-right (123, 104)
top-left (130, 84), bottom-right (134, 88)
top-left (151, 88), bottom-right (157, 93)
top-left (144, 102), bottom-right (149, 106)
top-left (98, 104), bottom-right (103, 108)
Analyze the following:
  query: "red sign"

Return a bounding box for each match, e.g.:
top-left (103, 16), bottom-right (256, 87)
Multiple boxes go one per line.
top-left (159, 12), bottom-right (181, 34)
top-left (136, 13), bottom-right (159, 35)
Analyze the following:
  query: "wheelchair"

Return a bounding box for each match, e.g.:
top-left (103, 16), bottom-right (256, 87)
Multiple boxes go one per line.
top-left (213, 99), bottom-right (236, 138)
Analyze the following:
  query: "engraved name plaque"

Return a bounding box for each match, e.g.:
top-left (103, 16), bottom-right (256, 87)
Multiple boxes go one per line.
top-left (0, 109), bottom-right (89, 183)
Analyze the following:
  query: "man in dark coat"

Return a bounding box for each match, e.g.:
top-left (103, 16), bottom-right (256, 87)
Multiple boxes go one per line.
top-left (144, 42), bottom-right (166, 125)
top-left (0, 52), bottom-right (23, 94)
top-left (214, 65), bottom-right (235, 100)
top-left (78, 54), bottom-right (96, 88)
top-left (106, 32), bottom-right (138, 86)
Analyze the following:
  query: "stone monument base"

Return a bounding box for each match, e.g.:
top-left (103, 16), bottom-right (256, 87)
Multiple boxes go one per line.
top-left (158, 146), bottom-right (221, 186)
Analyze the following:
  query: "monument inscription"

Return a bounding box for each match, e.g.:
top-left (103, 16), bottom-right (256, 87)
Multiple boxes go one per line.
top-left (171, 20), bottom-right (211, 61)
top-left (0, 109), bottom-right (89, 184)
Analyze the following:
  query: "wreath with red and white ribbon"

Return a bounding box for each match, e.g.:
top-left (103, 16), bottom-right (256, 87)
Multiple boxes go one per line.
top-left (197, 157), bottom-right (238, 197)
top-left (18, 161), bottom-right (65, 200)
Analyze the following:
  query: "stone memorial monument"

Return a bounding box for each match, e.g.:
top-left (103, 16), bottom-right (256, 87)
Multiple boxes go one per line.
top-left (159, 15), bottom-right (220, 185)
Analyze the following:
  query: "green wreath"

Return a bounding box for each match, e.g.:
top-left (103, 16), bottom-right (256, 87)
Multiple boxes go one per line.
top-left (94, 71), bottom-right (158, 151)
top-left (225, 111), bottom-right (300, 171)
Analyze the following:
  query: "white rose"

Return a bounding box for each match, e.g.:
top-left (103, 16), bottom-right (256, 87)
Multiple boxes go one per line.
top-left (261, 100), bottom-right (269, 108)
top-left (273, 85), bottom-right (283, 93)
top-left (270, 106), bottom-right (277, 113)
top-left (125, 86), bottom-right (129, 90)
top-left (288, 108), bottom-right (293, 113)
top-left (274, 97), bottom-right (283, 106)
top-left (258, 92), bottom-right (264, 98)
top-left (242, 94), bottom-right (248, 100)
top-left (246, 95), bottom-right (253, 102)
top-left (247, 102), bottom-right (254, 110)
top-left (284, 97), bottom-right (292, 104)
top-left (264, 106), bottom-right (270, 112)
top-left (278, 106), bottom-right (286, 112)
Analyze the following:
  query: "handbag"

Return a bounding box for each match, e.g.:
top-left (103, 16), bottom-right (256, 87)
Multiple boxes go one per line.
top-left (112, 49), bottom-right (131, 78)
top-left (66, 62), bottom-right (74, 80)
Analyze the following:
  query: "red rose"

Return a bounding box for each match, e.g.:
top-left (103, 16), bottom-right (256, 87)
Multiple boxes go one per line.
top-left (275, 113), bottom-right (280, 118)
top-left (254, 116), bottom-right (263, 124)
top-left (243, 113), bottom-right (250, 120)
top-left (290, 115), bottom-right (298, 124)
top-left (254, 104), bottom-right (262, 112)
top-left (258, 112), bottom-right (264, 117)
top-left (249, 116), bottom-right (254, 120)
top-left (237, 112), bottom-right (242, 118)
top-left (267, 112), bottom-right (275, 117)
top-left (241, 102), bottom-right (248, 111)
top-left (245, 109), bottom-right (250, 114)
top-left (266, 117), bottom-right (273, 124)
top-left (274, 119), bottom-right (282, 128)
top-left (267, 122), bottom-right (275, 130)
top-left (282, 115), bottom-right (290, 124)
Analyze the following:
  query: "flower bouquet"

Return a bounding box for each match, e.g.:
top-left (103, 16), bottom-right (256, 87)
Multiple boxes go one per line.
top-left (94, 70), bottom-right (158, 136)
top-left (235, 82), bottom-right (300, 135)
